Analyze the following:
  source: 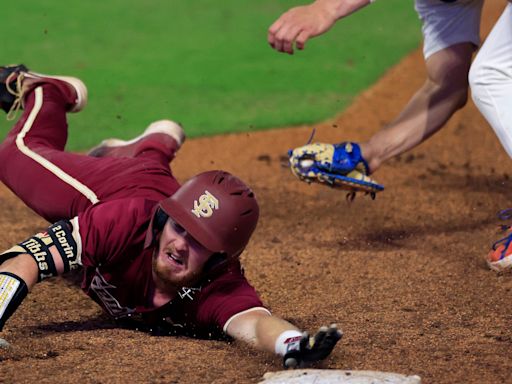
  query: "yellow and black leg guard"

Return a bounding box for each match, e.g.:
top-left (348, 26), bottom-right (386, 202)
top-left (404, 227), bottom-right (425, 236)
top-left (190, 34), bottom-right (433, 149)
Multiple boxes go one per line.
top-left (0, 272), bottom-right (28, 331)
top-left (47, 220), bottom-right (79, 273)
top-left (0, 220), bottom-right (79, 281)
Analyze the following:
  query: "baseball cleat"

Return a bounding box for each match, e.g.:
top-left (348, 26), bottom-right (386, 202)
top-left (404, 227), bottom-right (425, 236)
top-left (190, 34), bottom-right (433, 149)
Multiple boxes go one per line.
top-left (0, 64), bottom-right (29, 116)
top-left (87, 119), bottom-right (186, 158)
top-left (0, 64), bottom-right (88, 119)
top-left (487, 209), bottom-right (512, 272)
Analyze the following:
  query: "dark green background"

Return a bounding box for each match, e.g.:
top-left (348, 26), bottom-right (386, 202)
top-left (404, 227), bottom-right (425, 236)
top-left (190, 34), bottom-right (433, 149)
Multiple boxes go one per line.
top-left (1, 0), bottom-right (421, 150)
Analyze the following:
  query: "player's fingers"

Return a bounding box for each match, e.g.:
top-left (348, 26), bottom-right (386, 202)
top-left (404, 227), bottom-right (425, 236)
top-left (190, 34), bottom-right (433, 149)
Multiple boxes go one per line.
top-left (268, 18), bottom-right (284, 35)
top-left (284, 29), bottom-right (303, 55)
top-left (282, 38), bottom-right (294, 55)
top-left (311, 326), bottom-right (340, 361)
top-left (311, 326), bottom-right (328, 348)
top-left (270, 29), bottom-right (285, 53)
top-left (313, 325), bottom-right (342, 351)
top-left (268, 19), bottom-right (286, 49)
top-left (273, 27), bottom-right (292, 53)
top-left (277, 26), bottom-right (302, 55)
top-left (320, 328), bottom-right (342, 357)
top-left (299, 331), bottom-right (310, 350)
top-left (323, 334), bottom-right (341, 353)
top-left (295, 29), bottom-right (312, 51)
top-left (327, 323), bottom-right (343, 341)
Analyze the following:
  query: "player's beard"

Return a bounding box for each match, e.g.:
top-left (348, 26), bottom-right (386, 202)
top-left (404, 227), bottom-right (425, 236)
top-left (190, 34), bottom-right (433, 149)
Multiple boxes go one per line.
top-left (152, 245), bottom-right (202, 291)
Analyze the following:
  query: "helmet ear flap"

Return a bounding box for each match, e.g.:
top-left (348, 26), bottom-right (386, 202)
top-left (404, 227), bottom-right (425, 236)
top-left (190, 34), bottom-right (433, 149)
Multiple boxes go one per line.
top-left (203, 252), bottom-right (228, 274)
top-left (144, 208), bottom-right (169, 249)
top-left (153, 208), bottom-right (169, 233)
top-left (202, 248), bottom-right (244, 279)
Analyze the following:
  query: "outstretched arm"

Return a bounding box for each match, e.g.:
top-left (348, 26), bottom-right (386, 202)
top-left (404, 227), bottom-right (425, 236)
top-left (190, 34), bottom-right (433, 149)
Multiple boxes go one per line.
top-left (268, 0), bottom-right (372, 54)
top-left (226, 309), bottom-right (342, 368)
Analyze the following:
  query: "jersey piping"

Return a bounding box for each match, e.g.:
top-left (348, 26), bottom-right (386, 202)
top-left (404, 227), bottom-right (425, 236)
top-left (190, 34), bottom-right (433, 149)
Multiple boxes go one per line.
top-left (15, 86), bottom-right (100, 205)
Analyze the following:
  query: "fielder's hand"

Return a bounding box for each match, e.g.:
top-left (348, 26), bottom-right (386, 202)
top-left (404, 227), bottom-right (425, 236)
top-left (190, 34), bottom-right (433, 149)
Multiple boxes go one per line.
top-left (268, 3), bottom-right (338, 54)
top-left (283, 324), bottom-right (343, 368)
top-left (288, 142), bottom-right (384, 199)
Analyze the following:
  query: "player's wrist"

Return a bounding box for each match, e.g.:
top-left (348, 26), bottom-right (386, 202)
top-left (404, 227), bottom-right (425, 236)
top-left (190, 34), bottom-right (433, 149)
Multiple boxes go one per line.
top-left (274, 329), bottom-right (303, 356)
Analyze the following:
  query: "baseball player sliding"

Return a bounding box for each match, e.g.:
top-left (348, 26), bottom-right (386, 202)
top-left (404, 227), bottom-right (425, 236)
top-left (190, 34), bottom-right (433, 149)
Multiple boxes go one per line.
top-left (270, 0), bottom-right (512, 271)
top-left (0, 65), bottom-right (341, 367)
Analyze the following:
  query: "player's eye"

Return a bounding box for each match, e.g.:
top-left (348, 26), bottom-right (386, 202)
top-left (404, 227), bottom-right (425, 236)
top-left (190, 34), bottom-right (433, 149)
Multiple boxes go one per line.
top-left (170, 220), bottom-right (187, 235)
top-left (168, 220), bottom-right (209, 253)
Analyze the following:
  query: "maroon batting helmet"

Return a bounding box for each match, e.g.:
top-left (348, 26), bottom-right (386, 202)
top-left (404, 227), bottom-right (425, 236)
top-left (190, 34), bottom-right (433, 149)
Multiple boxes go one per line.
top-left (159, 170), bottom-right (259, 258)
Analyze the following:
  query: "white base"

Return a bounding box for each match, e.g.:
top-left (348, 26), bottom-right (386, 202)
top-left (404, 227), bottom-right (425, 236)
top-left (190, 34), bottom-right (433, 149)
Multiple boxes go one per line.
top-left (260, 369), bottom-right (421, 384)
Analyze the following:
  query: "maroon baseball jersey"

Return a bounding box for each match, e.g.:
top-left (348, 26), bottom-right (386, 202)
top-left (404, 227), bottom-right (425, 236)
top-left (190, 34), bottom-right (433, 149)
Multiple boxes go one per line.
top-left (76, 197), bottom-right (265, 336)
top-left (0, 83), bottom-right (267, 337)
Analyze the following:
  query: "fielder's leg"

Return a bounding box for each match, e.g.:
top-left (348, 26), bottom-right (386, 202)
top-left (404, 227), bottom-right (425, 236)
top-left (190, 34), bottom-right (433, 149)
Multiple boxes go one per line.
top-left (469, 4), bottom-right (512, 272)
top-left (469, 3), bottom-right (512, 157)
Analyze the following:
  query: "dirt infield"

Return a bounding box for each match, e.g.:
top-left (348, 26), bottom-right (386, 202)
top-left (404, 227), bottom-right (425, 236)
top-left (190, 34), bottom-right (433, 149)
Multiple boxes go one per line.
top-left (1, 2), bottom-right (511, 383)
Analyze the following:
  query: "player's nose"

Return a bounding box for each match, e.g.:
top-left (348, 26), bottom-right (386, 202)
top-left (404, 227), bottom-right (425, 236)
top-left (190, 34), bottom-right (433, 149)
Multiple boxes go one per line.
top-left (171, 232), bottom-right (189, 252)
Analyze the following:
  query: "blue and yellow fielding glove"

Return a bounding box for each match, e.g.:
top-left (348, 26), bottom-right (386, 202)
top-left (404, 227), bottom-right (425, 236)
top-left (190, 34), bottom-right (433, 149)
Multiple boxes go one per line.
top-left (288, 142), bottom-right (384, 198)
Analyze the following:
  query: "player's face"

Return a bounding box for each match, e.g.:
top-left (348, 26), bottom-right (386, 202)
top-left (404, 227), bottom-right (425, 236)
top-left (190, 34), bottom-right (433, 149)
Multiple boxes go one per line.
top-left (153, 218), bottom-right (213, 289)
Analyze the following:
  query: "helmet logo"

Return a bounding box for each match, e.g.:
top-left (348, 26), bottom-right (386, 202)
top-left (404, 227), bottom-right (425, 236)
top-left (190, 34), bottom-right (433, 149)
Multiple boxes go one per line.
top-left (191, 190), bottom-right (219, 218)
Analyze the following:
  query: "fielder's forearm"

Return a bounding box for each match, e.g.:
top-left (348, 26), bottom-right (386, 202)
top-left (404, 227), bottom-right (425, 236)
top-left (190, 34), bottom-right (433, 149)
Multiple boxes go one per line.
top-left (365, 79), bottom-right (467, 170)
top-left (315, 0), bottom-right (374, 20)
top-left (361, 43), bottom-right (474, 173)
